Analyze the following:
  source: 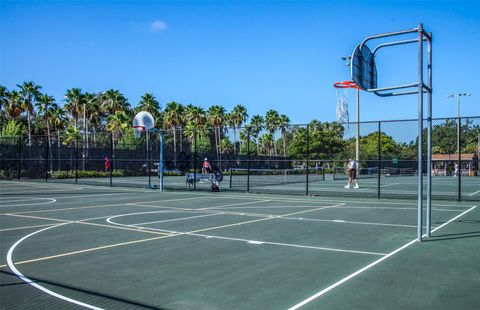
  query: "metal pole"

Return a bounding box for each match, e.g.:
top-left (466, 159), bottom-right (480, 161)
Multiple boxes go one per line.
top-left (83, 103), bottom-right (86, 171)
top-left (306, 124), bottom-right (309, 196)
top-left (356, 88), bottom-right (360, 176)
top-left (193, 128), bottom-right (197, 191)
top-left (417, 23), bottom-right (424, 242)
top-left (17, 135), bottom-right (21, 180)
top-left (75, 136), bottom-right (79, 184)
top-left (378, 121), bottom-right (381, 199)
top-left (110, 132), bottom-right (113, 187)
top-left (159, 131), bottom-right (164, 191)
top-left (458, 116), bottom-right (461, 200)
top-left (426, 33), bottom-right (433, 237)
top-left (45, 135), bottom-right (49, 183)
top-left (247, 126), bottom-right (251, 192)
top-left (147, 130), bottom-right (151, 189)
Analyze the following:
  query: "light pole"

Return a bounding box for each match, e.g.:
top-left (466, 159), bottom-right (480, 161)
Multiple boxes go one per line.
top-left (446, 92), bottom-right (471, 199)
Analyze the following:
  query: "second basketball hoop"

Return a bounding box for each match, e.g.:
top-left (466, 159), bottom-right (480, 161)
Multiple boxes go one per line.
top-left (334, 80), bottom-right (359, 124)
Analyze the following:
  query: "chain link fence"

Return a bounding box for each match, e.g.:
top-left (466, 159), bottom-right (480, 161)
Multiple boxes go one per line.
top-left (1, 117), bottom-right (479, 201)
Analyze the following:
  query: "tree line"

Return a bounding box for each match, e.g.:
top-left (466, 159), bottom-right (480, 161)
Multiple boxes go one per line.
top-left (1, 81), bottom-right (478, 163)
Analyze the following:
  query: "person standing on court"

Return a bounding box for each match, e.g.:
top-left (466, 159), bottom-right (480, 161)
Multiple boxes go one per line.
top-left (202, 158), bottom-right (212, 174)
top-left (345, 158), bottom-right (359, 189)
top-left (104, 156), bottom-right (111, 173)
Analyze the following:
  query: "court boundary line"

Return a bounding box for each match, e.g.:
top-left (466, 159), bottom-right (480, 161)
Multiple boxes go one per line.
top-left (287, 205), bottom-right (478, 310)
top-left (0, 223), bottom-right (58, 232)
top-left (1, 198), bottom-right (56, 208)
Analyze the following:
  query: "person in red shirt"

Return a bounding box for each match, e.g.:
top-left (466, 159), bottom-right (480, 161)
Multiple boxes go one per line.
top-left (104, 156), bottom-right (111, 173)
top-left (202, 158), bottom-right (212, 174)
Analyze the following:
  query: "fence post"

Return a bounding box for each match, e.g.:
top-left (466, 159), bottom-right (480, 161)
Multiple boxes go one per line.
top-left (17, 136), bottom-right (21, 180)
top-left (110, 132), bottom-right (113, 187)
top-left (75, 136), bottom-right (79, 184)
top-left (45, 135), bottom-right (49, 183)
top-left (306, 124), bottom-right (309, 196)
top-left (247, 127), bottom-right (250, 192)
top-left (458, 117), bottom-right (461, 201)
top-left (377, 122), bottom-right (381, 199)
top-left (193, 128), bottom-right (197, 190)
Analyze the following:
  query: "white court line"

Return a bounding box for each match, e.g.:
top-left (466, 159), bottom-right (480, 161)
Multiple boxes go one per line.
top-left (134, 213), bottom-right (222, 226)
top-left (468, 189), bottom-right (480, 196)
top-left (206, 204), bottom-right (467, 212)
top-left (6, 223), bottom-right (104, 310)
top-left (283, 217), bottom-right (418, 228)
top-left (123, 226), bottom-right (387, 256)
top-left (330, 206), bottom-right (467, 212)
top-left (0, 223), bottom-right (58, 232)
top-left (0, 197), bottom-right (48, 202)
top-left (209, 193), bottom-right (476, 208)
top-left (1, 188), bottom-right (84, 195)
top-left (199, 199), bottom-right (272, 210)
top-left (1, 198), bottom-right (56, 208)
top-left (287, 205), bottom-right (478, 310)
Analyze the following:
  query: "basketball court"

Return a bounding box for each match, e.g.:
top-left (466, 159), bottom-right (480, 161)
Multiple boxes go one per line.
top-left (1, 180), bottom-right (478, 309)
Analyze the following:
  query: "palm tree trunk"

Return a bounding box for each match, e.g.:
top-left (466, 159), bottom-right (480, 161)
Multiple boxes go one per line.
top-left (214, 128), bottom-right (218, 156)
top-left (233, 127), bottom-right (237, 154)
top-left (179, 127), bottom-right (183, 153)
top-left (46, 115), bottom-right (52, 172)
top-left (27, 109), bottom-right (32, 146)
top-left (282, 132), bottom-right (286, 157)
top-left (172, 127), bottom-right (177, 168)
top-left (57, 129), bottom-right (61, 171)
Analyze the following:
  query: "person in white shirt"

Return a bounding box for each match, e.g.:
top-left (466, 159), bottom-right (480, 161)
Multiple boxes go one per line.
top-left (345, 158), bottom-right (359, 189)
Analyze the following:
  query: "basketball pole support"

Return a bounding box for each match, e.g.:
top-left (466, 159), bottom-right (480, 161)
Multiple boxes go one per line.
top-left (148, 128), bottom-right (164, 191)
top-left (357, 23), bottom-right (433, 242)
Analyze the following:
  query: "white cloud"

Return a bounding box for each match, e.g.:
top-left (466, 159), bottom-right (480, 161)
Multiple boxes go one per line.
top-left (150, 20), bottom-right (167, 32)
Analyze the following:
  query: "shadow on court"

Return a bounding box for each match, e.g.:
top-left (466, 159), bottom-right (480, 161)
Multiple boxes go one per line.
top-left (0, 269), bottom-right (171, 310)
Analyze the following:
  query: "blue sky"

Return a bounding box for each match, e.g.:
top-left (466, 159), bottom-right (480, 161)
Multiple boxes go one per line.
top-left (1, 0), bottom-right (478, 124)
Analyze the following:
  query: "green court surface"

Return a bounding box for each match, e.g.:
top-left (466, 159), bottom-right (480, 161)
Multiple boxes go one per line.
top-left (0, 180), bottom-right (478, 309)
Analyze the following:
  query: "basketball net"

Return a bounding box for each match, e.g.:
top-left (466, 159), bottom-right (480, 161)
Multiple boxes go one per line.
top-left (336, 88), bottom-right (349, 124)
top-left (133, 125), bottom-right (145, 139)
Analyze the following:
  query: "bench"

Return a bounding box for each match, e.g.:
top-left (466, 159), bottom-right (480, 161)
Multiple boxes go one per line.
top-left (185, 173), bottom-right (215, 189)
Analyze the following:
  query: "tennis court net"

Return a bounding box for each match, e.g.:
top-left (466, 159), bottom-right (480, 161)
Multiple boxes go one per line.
top-left (333, 167), bottom-right (387, 180)
top-left (229, 168), bottom-right (325, 188)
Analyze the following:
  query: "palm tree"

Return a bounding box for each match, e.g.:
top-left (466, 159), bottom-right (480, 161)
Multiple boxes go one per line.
top-left (163, 101), bottom-right (184, 167)
top-left (87, 98), bottom-right (103, 146)
top-left (259, 133), bottom-right (274, 156)
top-left (49, 103), bottom-right (67, 146)
top-left (0, 85), bottom-right (7, 128)
top-left (64, 88), bottom-right (84, 130)
top-left (184, 105), bottom-right (206, 151)
top-left (265, 109), bottom-right (279, 155)
top-left (226, 112), bottom-right (236, 152)
top-left (278, 114), bottom-right (290, 156)
top-left (101, 89), bottom-right (130, 115)
top-left (231, 104), bottom-right (248, 152)
top-left (62, 126), bottom-right (82, 146)
top-left (207, 105), bottom-right (226, 158)
top-left (49, 103), bottom-right (67, 171)
top-left (106, 110), bottom-right (130, 146)
top-left (220, 137), bottom-right (233, 155)
top-left (250, 114), bottom-right (264, 154)
top-left (136, 93), bottom-right (161, 123)
top-left (5, 90), bottom-right (23, 120)
top-left (184, 104), bottom-right (206, 127)
top-left (36, 93), bottom-right (55, 170)
top-left (18, 81), bottom-right (42, 145)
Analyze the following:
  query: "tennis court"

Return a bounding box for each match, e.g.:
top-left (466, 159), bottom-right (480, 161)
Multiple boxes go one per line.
top-left (1, 180), bottom-right (478, 309)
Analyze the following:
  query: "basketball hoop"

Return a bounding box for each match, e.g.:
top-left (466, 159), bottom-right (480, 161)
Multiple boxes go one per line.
top-left (333, 80), bottom-right (359, 124)
top-left (133, 125), bottom-right (145, 138)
